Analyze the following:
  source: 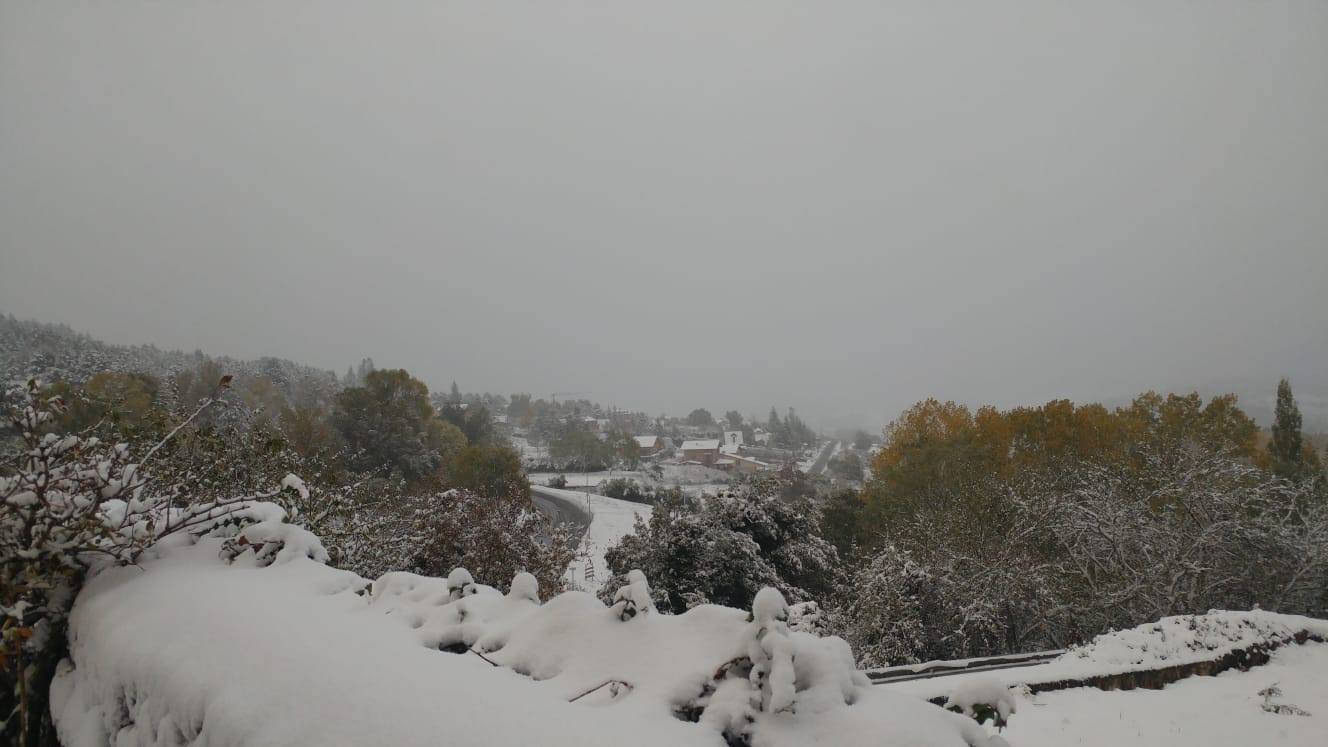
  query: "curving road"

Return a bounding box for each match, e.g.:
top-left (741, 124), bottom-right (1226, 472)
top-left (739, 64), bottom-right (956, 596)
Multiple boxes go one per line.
top-left (530, 484), bottom-right (593, 538)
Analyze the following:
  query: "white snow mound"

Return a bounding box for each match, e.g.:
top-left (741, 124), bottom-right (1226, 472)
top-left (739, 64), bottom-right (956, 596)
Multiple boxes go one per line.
top-left (53, 528), bottom-right (998, 747)
top-left (1068, 609), bottom-right (1328, 671)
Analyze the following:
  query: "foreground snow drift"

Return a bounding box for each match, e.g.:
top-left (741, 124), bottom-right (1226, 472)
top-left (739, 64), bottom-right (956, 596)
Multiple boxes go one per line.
top-left (52, 537), bottom-right (992, 747)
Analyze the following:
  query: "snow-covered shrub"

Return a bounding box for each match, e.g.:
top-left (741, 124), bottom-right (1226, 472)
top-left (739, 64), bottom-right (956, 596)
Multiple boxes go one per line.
top-left (601, 478), bottom-right (841, 613)
top-left (1021, 449), bottom-right (1328, 638)
top-left (323, 483), bottom-right (579, 587)
top-left (371, 567), bottom-right (899, 746)
top-left (830, 542), bottom-right (1047, 668)
top-left (369, 567), bottom-right (548, 653)
top-left (611, 569), bottom-right (656, 621)
top-left (411, 488), bottom-right (579, 595)
top-left (1259, 683), bottom-right (1312, 716)
top-left (747, 588), bottom-right (797, 713)
top-left (787, 600), bottom-right (829, 635)
top-left (0, 380), bottom-right (317, 746)
top-left (670, 586), bottom-right (877, 746)
top-left (834, 444), bottom-right (1328, 666)
top-left (217, 501), bottom-right (330, 566)
top-left (446, 567), bottom-right (479, 600)
top-left (53, 541), bottom-right (1000, 747)
top-left (944, 677), bottom-right (1017, 730)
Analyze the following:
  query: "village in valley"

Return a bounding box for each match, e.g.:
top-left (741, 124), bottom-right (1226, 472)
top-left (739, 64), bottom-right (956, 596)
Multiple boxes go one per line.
top-left (503, 397), bottom-right (869, 494)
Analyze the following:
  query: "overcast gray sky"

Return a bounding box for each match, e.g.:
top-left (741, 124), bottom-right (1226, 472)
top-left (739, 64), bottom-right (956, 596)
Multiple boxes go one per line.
top-left (2, 1), bottom-right (1325, 429)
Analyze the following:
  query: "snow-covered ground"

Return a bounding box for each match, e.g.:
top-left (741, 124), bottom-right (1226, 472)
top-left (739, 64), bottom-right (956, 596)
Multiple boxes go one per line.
top-left (52, 533), bottom-right (997, 747)
top-left (529, 462), bottom-right (732, 489)
top-left (882, 610), bottom-right (1328, 702)
top-left (873, 611), bottom-right (1328, 747)
top-left (993, 643), bottom-right (1328, 747)
top-left (530, 471), bottom-right (616, 488)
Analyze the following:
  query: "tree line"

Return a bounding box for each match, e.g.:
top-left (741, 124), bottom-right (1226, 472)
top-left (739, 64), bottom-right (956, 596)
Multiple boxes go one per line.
top-left (1, 361), bottom-right (571, 745)
top-left (600, 380), bottom-right (1327, 668)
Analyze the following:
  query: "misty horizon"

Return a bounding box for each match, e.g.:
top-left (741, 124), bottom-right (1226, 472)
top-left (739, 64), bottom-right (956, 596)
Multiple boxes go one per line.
top-left (3, 2), bottom-right (1326, 430)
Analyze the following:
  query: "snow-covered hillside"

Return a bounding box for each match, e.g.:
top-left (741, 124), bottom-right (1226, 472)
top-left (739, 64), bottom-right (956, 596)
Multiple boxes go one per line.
top-left (0, 315), bottom-right (338, 405)
top-left (51, 532), bottom-right (996, 747)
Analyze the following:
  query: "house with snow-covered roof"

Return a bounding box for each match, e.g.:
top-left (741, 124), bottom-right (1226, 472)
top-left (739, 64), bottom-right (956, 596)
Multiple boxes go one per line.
top-left (679, 439), bottom-right (721, 466)
top-left (634, 435), bottom-right (664, 456)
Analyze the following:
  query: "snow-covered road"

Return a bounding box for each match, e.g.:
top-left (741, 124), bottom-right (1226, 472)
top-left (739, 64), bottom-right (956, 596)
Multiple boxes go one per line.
top-left (531, 485), bottom-right (652, 592)
top-left (530, 484), bottom-right (592, 534)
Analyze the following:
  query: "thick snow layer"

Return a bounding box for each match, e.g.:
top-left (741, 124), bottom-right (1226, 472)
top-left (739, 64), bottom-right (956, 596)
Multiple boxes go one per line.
top-left (944, 677), bottom-right (1017, 724)
top-left (53, 539), bottom-right (996, 747)
top-left (884, 609), bottom-right (1328, 702)
top-left (536, 485), bottom-right (652, 591)
top-left (997, 642), bottom-right (1328, 747)
top-left (1064, 608), bottom-right (1328, 671)
top-left (52, 544), bottom-right (703, 747)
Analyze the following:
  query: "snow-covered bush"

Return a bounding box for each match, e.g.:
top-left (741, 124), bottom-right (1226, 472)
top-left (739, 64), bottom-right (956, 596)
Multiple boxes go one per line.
top-left (787, 600), bottom-right (829, 635)
top-left (611, 569), bottom-right (656, 621)
top-left (944, 677), bottom-right (1017, 730)
top-left (834, 445), bottom-right (1328, 666)
top-left (601, 477), bottom-right (841, 614)
top-left (1022, 449), bottom-right (1328, 638)
top-left (831, 542), bottom-right (1051, 668)
top-left (1259, 683), bottom-right (1312, 716)
top-left (412, 488), bottom-right (579, 595)
top-left (319, 485), bottom-right (579, 589)
top-left (55, 544), bottom-right (1000, 747)
top-left (0, 380), bottom-right (317, 746)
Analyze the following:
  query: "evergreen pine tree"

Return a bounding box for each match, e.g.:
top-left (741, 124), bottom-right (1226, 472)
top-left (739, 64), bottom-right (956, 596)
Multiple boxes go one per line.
top-left (355, 357), bottom-right (376, 383)
top-left (1269, 378), bottom-right (1305, 479)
